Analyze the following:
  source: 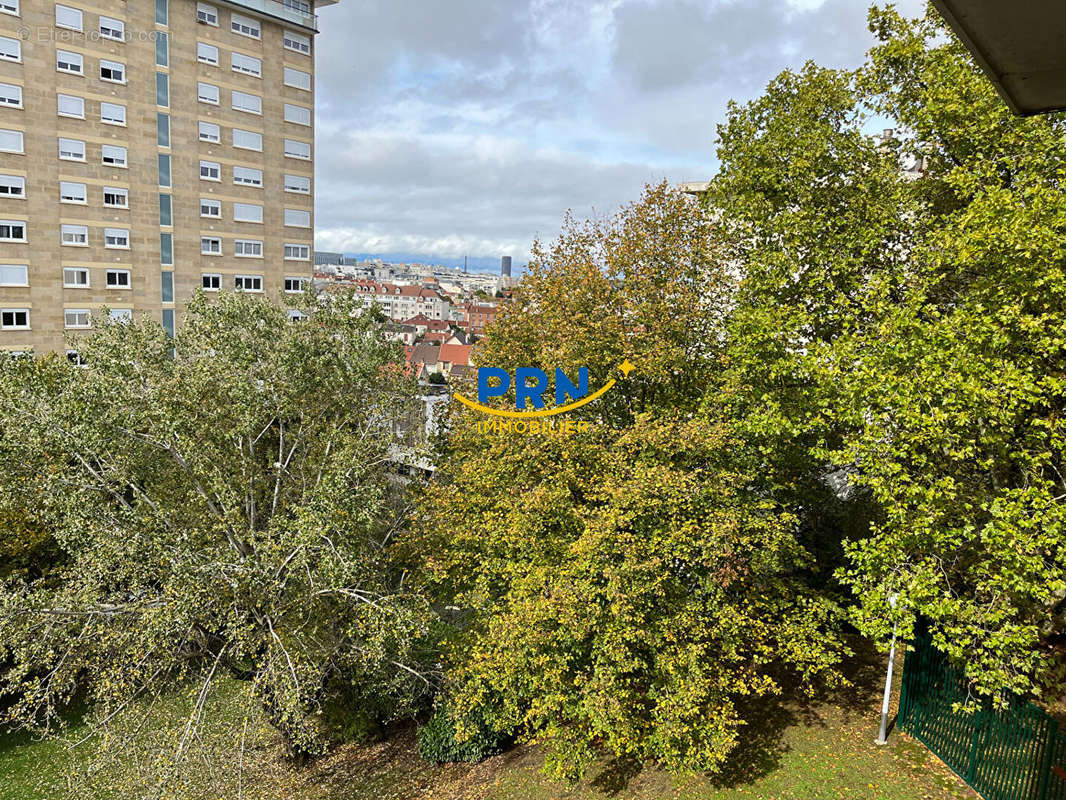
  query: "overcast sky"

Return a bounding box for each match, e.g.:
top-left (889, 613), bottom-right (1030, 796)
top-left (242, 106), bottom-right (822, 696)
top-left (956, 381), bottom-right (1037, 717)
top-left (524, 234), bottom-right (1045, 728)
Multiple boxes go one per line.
top-left (312, 0), bottom-right (925, 267)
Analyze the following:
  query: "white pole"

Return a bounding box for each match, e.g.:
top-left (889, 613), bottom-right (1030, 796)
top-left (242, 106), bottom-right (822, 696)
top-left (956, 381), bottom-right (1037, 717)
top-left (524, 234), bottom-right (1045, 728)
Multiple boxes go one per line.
top-left (876, 621), bottom-right (897, 745)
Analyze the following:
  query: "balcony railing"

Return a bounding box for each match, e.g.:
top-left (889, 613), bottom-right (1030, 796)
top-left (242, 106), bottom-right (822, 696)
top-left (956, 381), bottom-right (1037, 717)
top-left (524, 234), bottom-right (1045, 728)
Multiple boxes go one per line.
top-left (225, 0), bottom-right (318, 31)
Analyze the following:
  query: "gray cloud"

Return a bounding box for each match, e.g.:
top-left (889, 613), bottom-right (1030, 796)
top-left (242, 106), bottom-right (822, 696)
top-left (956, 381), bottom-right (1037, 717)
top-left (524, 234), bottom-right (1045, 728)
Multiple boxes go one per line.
top-left (313, 0), bottom-right (927, 263)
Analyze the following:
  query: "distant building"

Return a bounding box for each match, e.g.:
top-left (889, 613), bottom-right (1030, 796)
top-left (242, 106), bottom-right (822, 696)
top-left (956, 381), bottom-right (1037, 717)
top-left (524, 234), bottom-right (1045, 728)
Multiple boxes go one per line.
top-left (501, 256), bottom-right (512, 277)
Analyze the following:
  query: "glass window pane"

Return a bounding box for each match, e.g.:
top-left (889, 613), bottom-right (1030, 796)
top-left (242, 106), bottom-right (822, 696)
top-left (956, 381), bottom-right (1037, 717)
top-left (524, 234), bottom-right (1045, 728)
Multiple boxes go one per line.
top-left (159, 193), bottom-right (172, 226)
top-left (158, 154), bottom-right (171, 187)
top-left (157, 113), bottom-right (170, 147)
top-left (156, 72), bottom-right (169, 107)
top-left (161, 271), bottom-right (174, 303)
top-left (160, 233), bottom-right (173, 265)
top-left (155, 32), bottom-right (168, 66)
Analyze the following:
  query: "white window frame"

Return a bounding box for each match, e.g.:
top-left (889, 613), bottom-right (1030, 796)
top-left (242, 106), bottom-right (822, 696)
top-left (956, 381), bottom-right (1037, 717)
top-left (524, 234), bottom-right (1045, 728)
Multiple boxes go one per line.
top-left (0, 0), bottom-right (18, 18)
top-left (230, 13), bottom-right (260, 39)
top-left (284, 174), bottom-right (311, 194)
top-left (284, 103), bottom-right (311, 126)
top-left (198, 120), bottom-right (221, 142)
top-left (108, 308), bottom-right (132, 323)
top-left (197, 82), bottom-right (219, 105)
top-left (201, 272), bottom-right (221, 291)
top-left (58, 93), bottom-right (85, 119)
top-left (100, 102), bottom-right (126, 126)
top-left (0, 264), bottom-right (27, 286)
top-left (104, 228), bottom-right (129, 249)
top-left (284, 276), bottom-right (308, 292)
top-left (102, 186), bottom-right (128, 208)
top-left (0, 219), bottom-right (25, 241)
top-left (196, 3), bottom-right (218, 26)
top-left (200, 198), bottom-right (221, 218)
top-left (283, 67), bottom-right (311, 91)
top-left (232, 128), bottom-right (262, 152)
top-left (199, 160), bottom-right (221, 181)
top-left (0, 82), bottom-right (20, 109)
top-left (58, 138), bottom-right (85, 161)
top-left (233, 202), bottom-right (263, 223)
top-left (196, 42), bottom-right (219, 65)
top-left (234, 238), bottom-right (263, 258)
top-left (234, 274), bottom-right (263, 292)
top-left (105, 268), bottom-right (131, 288)
top-left (284, 244), bottom-right (310, 260)
top-left (55, 4), bottom-right (82, 31)
top-left (99, 16), bottom-right (125, 41)
top-left (64, 308), bottom-right (91, 329)
top-left (60, 224), bottom-right (87, 246)
top-left (0, 129), bottom-right (22, 154)
top-left (59, 181), bottom-right (87, 204)
top-left (1, 308), bottom-right (29, 330)
top-left (56, 49), bottom-right (82, 75)
top-left (0, 35), bottom-right (20, 62)
top-left (63, 266), bottom-right (89, 288)
top-left (231, 90), bottom-right (261, 115)
top-left (283, 30), bottom-right (310, 55)
top-left (99, 59), bottom-right (126, 84)
top-left (284, 208), bottom-right (311, 228)
top-left (201, 236), bottom-right (222, 255)
top-left (102, 144), bottom-right (127, 167)
top-left (0, 174), bottom-right (24, 198)
top-left (230, 52), bottom-right (261, 77)
top-left (284, 139), bottom-right (310, 160)
top-left (232, 166), bottom-right (262, 187)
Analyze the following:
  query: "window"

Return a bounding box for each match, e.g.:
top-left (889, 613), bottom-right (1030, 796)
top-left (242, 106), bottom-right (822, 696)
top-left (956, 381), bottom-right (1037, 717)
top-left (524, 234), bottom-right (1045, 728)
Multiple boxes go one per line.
top-left (234, 239), bottom-right (262, 257)
top-left (199, 160), bottom-right (220, 181)
top-left (197, 42), bottom-right (218, 65)
top-left (232, 128), bottom-right (262, 151)
top-left (158, 154), bottom-right (171, 187)
top-left (230, 13), bottom-right (259, 39)
top-left (197, 82), bottom-right (219, 104)
top-left (99, 16), bottom-right (124, 41)
top-left (1, 309), bottom-right (29, 329)
top-left (233, 166), bottom-right (262, 187)
top-left (58, 93), bottom-right (84, 119)
top-left (0, 0), bottom-right (17, 17)
top-left (103, 186), bottom-right (128, 208)
top-left (196, 3), bottom-right (217, 25)
top-left (284, 174), bottom-right (311, 194)
top-left (67, 349), bottom-right (87, 366)
top-left (156, 72), bottom-right (169, 107)
top-left (55, 4), bottom-right (82, 31)
top-left (0, 264), bottom-right (27, 285)
top-left (284, 208), bottom-right (310, 227)
top-left (0, 175), bottom-right (24, 198)
top-left (64, 308), bottom-right (90, 328)
top-left (283, 30), bottom-right (310, 55)
top-left (0, 35), bottom-right (20, 62)
top-left (231, 90), bottom-right (261, 114)
top-left (100, 59), bottom-right (126, 83)
top-left (104, 228), bottom-right (129, 249)
top-left (59, 181), bottom-right (86, 203)
top-left (157, 112), bottom-right (170, 146)
top-left (160, 232), bottom-right (173, 265)
top-left (59, 137), bottom-right (85, 161)
top-left (106, 268), bottom-right (130, 287)
top-left (284, 104), bottom-right (311, 126)
top-left (0, 220), bottom-right (25, 241)
top-left (102, 144), bottom-right (127, 167)
top-left (108, 308), bottom-right (132, 322)
top-left (155, 32), bottom-right (168, 67)
top-left (0, 83), bottom-right (20, 108)
top-left (63, 267), bottom-right (89, 287)
top-left (284, 67), bottom-right (311, 91)
top-left (200, 198), bottom-right (220, 217)
top-left (233, 202), bottom-right (262, 223)
top-left (156, 0), bottom-right (167, 25)
top-left (284, 139), bottom-right (310, 160)
top-left (234, 274), bottom-right (262, 291)
top-left (201, 236), bottom-right (221, 254)
top-left (284, 243), bottom-right (310, 260)
top-left (0, 129), bottom-right (21, 154)
top-left (159, 193), bottom-right (171, 226)
top-left (198, 121), bottom-right (220, 142)
top-left (284, 0), bottom-right (310, 13)
top-left (60, 224), bottom-right (87, 245)
top-left (101, 102), bottom-right (126, 126)
top-left (201, 273), bottom-right (221, 291)
top-left (161, 270), bottom-right (173, 303)
top-left (284, 276), bottom-right (308, 292)
top-left (230, 52), bottom-right (261, 77)
top-left (56, 49), bottom-right (82, 75)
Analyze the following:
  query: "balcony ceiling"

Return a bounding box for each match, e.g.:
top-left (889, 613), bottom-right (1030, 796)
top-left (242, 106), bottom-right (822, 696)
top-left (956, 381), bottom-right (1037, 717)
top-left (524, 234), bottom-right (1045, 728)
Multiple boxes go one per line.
top-left (932, 0), bottom-right (1066, 115)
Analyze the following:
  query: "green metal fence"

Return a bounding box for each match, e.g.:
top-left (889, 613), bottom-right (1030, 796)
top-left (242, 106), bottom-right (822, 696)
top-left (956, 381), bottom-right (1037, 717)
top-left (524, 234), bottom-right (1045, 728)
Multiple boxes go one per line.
top-left (898, 628), bottom-right (1066, 800)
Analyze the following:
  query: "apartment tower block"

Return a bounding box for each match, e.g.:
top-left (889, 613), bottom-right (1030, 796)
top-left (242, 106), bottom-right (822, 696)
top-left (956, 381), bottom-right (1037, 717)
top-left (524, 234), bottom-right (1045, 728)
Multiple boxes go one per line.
top-left (0, 0), bottom-right (335, 354)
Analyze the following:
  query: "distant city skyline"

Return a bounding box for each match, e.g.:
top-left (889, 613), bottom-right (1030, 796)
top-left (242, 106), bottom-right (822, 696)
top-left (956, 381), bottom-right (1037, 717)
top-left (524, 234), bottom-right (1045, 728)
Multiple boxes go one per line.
top-left (311, 0), bottom-right (925, 265)
top-left (324, 253), bottom-right (518, 275)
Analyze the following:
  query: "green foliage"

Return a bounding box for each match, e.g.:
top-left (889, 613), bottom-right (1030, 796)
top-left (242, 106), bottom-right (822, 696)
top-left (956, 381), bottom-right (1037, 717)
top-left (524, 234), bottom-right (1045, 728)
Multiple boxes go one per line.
top-left (711, 4), bottom-right (1066, 700)
top-left (412, 184), bottom-right (848, 781)
top-left (0, 292), bottom-right (438, 786)
top-left (417, 702), bottom-right (511, 764)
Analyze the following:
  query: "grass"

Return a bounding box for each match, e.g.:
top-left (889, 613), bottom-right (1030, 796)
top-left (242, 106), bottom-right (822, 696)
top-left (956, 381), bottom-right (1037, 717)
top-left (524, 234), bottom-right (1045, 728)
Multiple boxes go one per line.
top-left (0, 645), bottom-right (976, 800)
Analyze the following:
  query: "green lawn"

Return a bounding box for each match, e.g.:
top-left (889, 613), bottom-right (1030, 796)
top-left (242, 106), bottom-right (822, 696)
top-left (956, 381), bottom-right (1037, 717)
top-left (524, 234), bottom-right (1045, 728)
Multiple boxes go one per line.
top-left (0, 647), bottom-right (975, 800)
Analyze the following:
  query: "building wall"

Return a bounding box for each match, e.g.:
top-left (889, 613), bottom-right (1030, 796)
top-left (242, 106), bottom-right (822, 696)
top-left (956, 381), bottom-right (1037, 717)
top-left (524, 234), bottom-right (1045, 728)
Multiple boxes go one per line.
top-left (0, 0), bottom-right (321, 354)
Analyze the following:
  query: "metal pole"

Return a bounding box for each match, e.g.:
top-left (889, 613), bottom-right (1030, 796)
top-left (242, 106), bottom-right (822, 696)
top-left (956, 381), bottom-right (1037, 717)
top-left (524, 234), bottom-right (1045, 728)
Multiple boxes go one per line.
top-left (876, 621), bottom-right (898, 745)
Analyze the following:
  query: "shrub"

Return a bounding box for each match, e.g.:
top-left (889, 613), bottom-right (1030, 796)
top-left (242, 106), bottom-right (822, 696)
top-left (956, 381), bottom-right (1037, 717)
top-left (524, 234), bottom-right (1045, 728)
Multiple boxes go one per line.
top-left (417, 704), bottom-right (510, 764)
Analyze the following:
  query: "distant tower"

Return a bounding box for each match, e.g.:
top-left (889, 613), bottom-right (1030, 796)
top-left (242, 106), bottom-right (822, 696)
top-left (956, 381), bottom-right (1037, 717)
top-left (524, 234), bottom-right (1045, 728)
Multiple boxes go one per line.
top-left (501, 256), bottom-right (512, 278)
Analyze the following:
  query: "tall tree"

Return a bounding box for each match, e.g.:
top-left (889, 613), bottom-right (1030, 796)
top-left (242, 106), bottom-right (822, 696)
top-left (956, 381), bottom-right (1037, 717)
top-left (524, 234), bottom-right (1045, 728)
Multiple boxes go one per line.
top-left (0, 292), bottom-right (437, 777)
